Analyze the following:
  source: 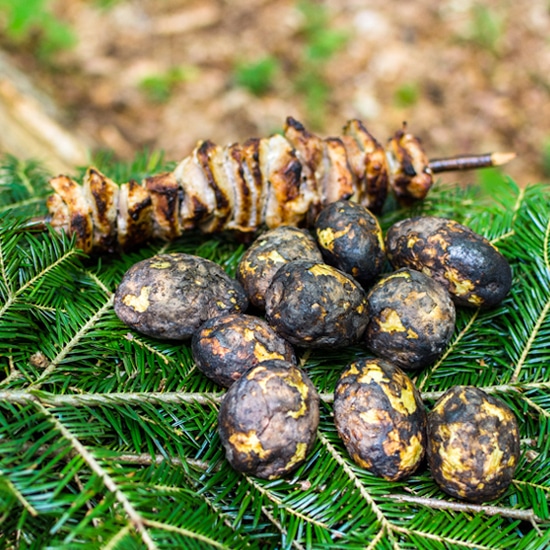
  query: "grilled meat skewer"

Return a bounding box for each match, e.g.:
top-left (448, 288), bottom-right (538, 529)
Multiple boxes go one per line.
top-left (44, 116), bottom-right (514, 254)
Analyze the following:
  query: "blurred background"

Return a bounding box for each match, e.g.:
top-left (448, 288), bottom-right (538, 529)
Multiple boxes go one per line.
top-left (0, 0), bottom-right (549, 187)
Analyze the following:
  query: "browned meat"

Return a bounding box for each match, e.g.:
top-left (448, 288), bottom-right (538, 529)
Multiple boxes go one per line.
top-left (46, 116), bottom-right (481, 254)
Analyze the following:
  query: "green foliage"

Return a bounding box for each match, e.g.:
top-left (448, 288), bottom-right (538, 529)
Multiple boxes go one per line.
top-left (0, 0), bottom-right (75, 57)
top-left (0, 153), bottom-right (549, 548)
top-left (234, 56), bottom-right (280, 96)
top-left (394, 82), bottom-right (420, 108)
top-left (293, 1), bottom-right (349, 129)
top-left (230, 2), bottom-right (347, 128)
top-left (139, 66), bottom-right (197, 104)
top-left (465, 3), bottom-right (506, 55)
top-left (93, 0), bottom-right (123, 9)
top-left (297, 0), bottom-right (348, 61)
top-left (293, 68), bottom-right (331, 130)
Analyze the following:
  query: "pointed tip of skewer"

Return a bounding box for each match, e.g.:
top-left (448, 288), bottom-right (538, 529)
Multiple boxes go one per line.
top-left (428, 151), bottom-right (517, 173)
top-left (491, 151), bottom-right (517, 167)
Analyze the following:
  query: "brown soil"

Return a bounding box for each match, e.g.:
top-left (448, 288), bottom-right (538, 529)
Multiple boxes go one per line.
top-left (2, 0), bottom-right (550, 187)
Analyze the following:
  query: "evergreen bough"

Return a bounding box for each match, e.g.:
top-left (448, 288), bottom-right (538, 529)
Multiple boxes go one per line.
top-left (0, 153), bottom-right (548, 549)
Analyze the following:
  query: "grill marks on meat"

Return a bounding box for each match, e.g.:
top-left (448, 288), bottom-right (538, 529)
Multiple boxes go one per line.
top-left (46, 116), bottom-right (433, 253)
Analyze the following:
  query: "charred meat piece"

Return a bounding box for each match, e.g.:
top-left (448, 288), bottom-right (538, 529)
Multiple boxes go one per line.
top-left (427, 386), bottom-right (520, 502)
top-left (144, 171), bottom-right (182, 241)
top-left (47, 174), bottom-right (93, 253)
top-left (265, 260), bottom-right (368, 348)
top-left (314, 200), bottom-right (386, 288)
top-left (322, 137), bottom-right (355, 206)
top-left (173, 151), bottom-right (216, 230)
top-left (218, 359), bottom-right (319, 479)
top-left (364, 268), bottom-right (456, 370)
top-left (240, 138), bottom-right (265, 231)
top-left (334, 358), bottom-right (427, 481)
top-left (82, 168), bottom-right (119, 253)
top-left (116, 179), bottom-right (153, 250)
top-left (386, 127), bottom-right (433, 205)
top-left (283, 116), bottom-right (324, 223)
top-left (342, 119), bottom-right (389, 213)
top-left (259, 134), bottom-right (310, 228)
top-left (192, 313), bottom-right (296, 388)
top-left (237, 226), bottom-right (323, 310)
top-left (195, 140), bottom-right (234, 233)
top-left (114, 253), bottom-right (248, 340)
top-left (224, 143), bottom-right (254, 232)
top-left (385, 216), bottom-right (512, 308)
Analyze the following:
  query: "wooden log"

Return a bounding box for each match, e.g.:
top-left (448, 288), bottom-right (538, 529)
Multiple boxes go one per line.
top-left (0, 51), bottom-right (91, 174)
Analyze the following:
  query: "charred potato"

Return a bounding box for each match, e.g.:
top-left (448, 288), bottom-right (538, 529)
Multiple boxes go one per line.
top-left (218, 360), bottom-right (319, 479)
top-left (427, 386), bottom-right (520, 502)
top-left (314, 200), bottom-right (386, 288)
top-left (334, 358), bottom-right (427, 481)
top-left (114, 253), bottom-right (248, 340)
top-left (236, 226), bottom-right (323, 310)
top-left (385, 216), bottom-right (512, 308)
top-left (192, 313), bottom-right (296, 387)
top-left (265, 260), bottom-right (369, 347)
top-left (364, 268), bottom-right (456, 370)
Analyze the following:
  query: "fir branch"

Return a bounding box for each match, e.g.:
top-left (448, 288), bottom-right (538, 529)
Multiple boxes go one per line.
top-left (243, 474), bottom-right (340, 537)
top-left (29, 295), bottom-right (115, 388)
top-left (421, 381), bottom-right (550, 402)
top-left (259, 505), bottom-right (305, 550)
top-left (3, 383), bottom-right (550, 408)
top-left (0, 474), bottom-right (39, 517)
top-left (510, 296), bottom-right (550, 383)
top-left (0, 196), bottom-right (43, 214)
top-left (0, 240), bottom-right (80, 319)
top-left (2, 157), bottom-right (549, 547)
top-left (142, 518), bottom-right (231, 549)
top-left (389, 493), bottom-right (543, 528)
top-left (316, 430), bottom-right (400, 550)
top-left (33, 401), bottom-right (157, 550)
top-left (417, 309), bottom-right (480, 391)
top-left (102, 524), bottom-right (133, 550)
top-left (0, 389), bottom-right (223, 406)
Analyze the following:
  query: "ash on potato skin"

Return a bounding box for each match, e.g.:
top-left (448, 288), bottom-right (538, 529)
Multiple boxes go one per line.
top-left (192, 313), bottom-right (296, 387)
top-left (236, 225), bottom-right (323, 310)
top-left (427, 386), bottom-right (520, 502)
top-left (333, 358), bottom-right (427, 481)
top-left (314, 199), bottom-right (386, 288)
top-left (364, 268), bottom-right (456, 370)
top-left (114, 253), bottom-right (248, 340)
top-left (385, 216), bottom-right (512, 308)
top-left (265, 260), bottom-right (369, 348)
top-left (218, 359), bottom-right (319, 479)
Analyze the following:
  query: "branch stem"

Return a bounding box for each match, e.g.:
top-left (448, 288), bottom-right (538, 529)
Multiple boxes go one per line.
top-left (389, 493), bottom-right (543, 526)
top-left (2, 382), bottom-right (550, 408)
top-left (34, 401), bottom-right (157, 550)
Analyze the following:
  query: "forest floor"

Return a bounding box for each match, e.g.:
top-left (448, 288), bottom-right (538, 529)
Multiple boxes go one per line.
top-left (1, 0), bottom-right (550, 188)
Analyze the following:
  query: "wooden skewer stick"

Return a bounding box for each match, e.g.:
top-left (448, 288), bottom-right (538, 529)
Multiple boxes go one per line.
top-left (429, 152), bottom-right (516, 173)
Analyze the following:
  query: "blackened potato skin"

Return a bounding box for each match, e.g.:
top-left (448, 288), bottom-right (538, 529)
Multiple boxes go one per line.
top-left (265, 260), bottom-right (369, 348)
top-left (114, 253), bottom-right (248, 340)
top-left (385, 216), bottom-right (512, 308)
top-left (192, 313), bottom-right (296, 387)
top-left (314, 200), bottom-right (386, 288)
top-left (237, 226), bottom-right (323, 310)
top-left (334, 358), bottom-right (427, 481)
top-left (427, 386), bottom-right (520, 502)
top-left (218, 360), bottom-right (319, 479)
top-left (364, 268), bottom-right (456, 370)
